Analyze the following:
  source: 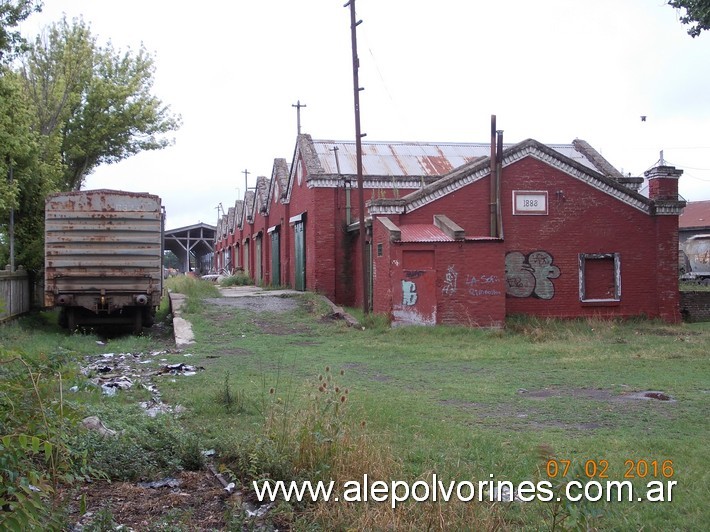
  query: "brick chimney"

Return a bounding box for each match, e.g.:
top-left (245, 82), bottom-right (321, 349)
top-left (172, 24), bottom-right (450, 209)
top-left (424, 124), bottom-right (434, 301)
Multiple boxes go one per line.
top-left (645, 165), bottom-right (683, 201)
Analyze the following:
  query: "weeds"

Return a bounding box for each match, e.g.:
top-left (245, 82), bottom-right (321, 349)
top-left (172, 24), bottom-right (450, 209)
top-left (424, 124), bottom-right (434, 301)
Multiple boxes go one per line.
top-left (0, 352), bottom-right (100, 529)
top-left (220, 273), bottom-right (254, 287)
top-left (73, 410), bottom-right (201, 481)
top-left (165, 276), bottom-right (220, 300)
top-left (216, 371), bottom-right (246, 414)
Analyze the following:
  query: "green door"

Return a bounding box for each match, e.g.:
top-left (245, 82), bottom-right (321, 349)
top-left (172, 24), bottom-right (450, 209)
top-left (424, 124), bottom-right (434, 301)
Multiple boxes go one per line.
top-left (255, 236), bottom-right (262, 283)
top-left (271, 229), bottom-right (281, 287)
top-left (294, 221), bottom-right (305, 291)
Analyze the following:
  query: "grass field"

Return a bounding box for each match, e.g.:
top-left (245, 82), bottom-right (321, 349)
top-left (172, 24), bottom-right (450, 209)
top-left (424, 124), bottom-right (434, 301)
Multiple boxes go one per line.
top-left (1, 281), bottom-right (708, 530)
top-left (159, 285), bottom-right (710, 530)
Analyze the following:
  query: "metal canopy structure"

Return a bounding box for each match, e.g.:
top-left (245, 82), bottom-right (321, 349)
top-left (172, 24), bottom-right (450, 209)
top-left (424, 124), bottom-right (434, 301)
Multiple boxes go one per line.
top-left (164, 223), bottom-right (216, 274)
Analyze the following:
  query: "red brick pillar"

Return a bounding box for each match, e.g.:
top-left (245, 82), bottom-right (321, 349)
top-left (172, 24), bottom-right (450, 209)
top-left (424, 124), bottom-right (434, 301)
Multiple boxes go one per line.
top-left (645, 165), bottom-right (684, 322)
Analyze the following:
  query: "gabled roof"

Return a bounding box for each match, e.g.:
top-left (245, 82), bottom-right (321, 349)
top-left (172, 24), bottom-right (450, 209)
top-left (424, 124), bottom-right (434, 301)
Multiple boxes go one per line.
top-left (369, 139), bottom-right (653, 216)
top-left (233, 200), bottom-right (244, 230)
top-left (243, 190), bottom-right (255, 225)
top-left (268, 158), bottom-right (290, 205)
top-left (254, 176), bottom-right (269, 215)
top-left (679, 200), bottom-right (710, 230)
top-left (226, 207), bottom-right (235, 233)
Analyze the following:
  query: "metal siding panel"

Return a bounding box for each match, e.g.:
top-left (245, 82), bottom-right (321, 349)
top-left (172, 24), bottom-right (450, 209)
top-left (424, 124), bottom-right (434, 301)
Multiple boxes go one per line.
top-left (44, 190), bottom-right (163, 307)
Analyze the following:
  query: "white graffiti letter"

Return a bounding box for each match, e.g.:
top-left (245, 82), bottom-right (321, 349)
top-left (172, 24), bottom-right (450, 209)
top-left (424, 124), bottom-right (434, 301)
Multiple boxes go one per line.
top-left (402, 280), bottom-right (418, 306)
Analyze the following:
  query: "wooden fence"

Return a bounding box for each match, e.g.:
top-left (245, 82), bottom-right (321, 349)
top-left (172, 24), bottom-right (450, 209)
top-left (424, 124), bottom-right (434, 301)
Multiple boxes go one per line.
top-left (0, 267), bottom-right (31, 322)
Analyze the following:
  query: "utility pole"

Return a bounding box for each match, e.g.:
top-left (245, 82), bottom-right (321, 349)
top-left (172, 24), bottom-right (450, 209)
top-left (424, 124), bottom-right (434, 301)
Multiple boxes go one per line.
top-left (345, 0), bottom-right (369, 315)
top-left (292, 100), bottom-right (307, 135)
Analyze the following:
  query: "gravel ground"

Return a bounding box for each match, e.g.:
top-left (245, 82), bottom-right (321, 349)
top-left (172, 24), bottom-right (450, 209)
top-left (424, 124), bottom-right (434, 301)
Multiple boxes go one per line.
top-left (204, 294), bottom-right (301, 313)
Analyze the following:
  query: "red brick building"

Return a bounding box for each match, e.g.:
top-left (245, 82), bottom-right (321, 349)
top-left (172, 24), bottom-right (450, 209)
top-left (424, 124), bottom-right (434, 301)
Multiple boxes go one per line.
top-left (214, 134), bottom-right (685, 326)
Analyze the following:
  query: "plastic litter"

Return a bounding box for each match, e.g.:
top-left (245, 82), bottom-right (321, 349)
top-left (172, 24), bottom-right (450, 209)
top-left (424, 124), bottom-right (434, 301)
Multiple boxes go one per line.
top-left (138, 477), bottom-right (182, 489)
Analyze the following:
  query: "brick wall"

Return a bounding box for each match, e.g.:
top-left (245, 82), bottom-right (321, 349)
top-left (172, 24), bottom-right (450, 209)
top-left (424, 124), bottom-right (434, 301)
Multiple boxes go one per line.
top-left (679, 291), bottom-right (710, 322)
top-left (367, 157), bottom-right (681, 322)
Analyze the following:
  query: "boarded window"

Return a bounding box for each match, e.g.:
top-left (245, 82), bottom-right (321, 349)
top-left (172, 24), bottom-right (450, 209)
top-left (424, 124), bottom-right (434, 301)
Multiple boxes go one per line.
top-left (579, 253), bottom-right (621, 301)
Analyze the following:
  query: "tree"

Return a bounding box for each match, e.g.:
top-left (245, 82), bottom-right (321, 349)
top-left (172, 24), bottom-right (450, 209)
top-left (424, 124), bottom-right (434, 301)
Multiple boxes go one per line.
top-left (0, 0), bottom-right (42, 61)
top-left (0, 69), bottom-right (63, 270)
top-left (0, 16), bottom-right (180, 271)
top-left (669, 0), bottom-right (710, 37)
top-left (20, 17), bottom-right (181, 190)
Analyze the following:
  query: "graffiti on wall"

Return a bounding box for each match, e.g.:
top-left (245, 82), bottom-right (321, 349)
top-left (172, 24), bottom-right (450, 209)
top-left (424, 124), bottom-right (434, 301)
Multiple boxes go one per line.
top-left (465, 273), bottom-right (502, 297)
top-left (401, 280), bottom-right (418, 306)
top-left (441, 265), bottom-right (502, 297)
top-left (505, 251), bottom-right (560, 300)
top-left (442, 265), bottom-right (458, 295)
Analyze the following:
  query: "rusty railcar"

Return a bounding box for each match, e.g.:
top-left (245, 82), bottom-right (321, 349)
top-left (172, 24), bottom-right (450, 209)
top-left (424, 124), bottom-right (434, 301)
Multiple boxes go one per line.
top-left (44, 189), bottom-right (164, 332)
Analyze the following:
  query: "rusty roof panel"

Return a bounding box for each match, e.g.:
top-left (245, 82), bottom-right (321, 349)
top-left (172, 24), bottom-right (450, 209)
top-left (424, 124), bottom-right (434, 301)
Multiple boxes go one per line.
top-left (314, 140), bottom-right (489, 177)
top-left (399, 224), bottom-right (455, 242)
top-left (312, 140), bottom-right (602, 177)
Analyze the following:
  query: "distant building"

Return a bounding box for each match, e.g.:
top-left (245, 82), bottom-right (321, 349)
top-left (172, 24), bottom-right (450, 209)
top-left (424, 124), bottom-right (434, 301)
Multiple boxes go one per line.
top-left (679, 200), bottom-right (710, 246)
top-left (215, 133), bottom-right (685, 326)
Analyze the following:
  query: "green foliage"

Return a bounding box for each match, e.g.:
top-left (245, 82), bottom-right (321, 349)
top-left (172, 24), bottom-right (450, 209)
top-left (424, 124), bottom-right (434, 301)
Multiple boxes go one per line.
top-left (216, 371), bottom-right (246, 413)
top-left (0, 0), bottom-right (42, 62)
top-left (220, 272), bottom-right (254, 287)
top-left (0, 351), bottom-right (99, 530)
top-left (166, 275), bottom-right (220, 315)
top-left (0, 69), bottom-right (62, 270)
top-left (0, 15), bottom-right (181, 271)
top-left (73, 410), bottom-right (202, 481)
top-left (20, 16), bottom-right (181, 191)
top-left (669, 0), bottom-right (710, 37)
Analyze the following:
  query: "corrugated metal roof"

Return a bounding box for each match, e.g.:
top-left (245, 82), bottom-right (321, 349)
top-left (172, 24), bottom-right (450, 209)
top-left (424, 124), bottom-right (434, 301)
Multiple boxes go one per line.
top-left (313, 140), bottom-right (487, 177)
top-left (546, 144), bottom-right (599, 172)
top-left (399, 224), bottom-right (454, 242)
top-left (312, 140), bottom-right (600, 177)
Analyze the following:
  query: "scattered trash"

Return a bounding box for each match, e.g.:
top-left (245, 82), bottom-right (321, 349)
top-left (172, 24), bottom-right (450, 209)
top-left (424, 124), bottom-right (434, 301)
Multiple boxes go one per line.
top-left (100, 376), bottom-right (134, 394)
top-left (138, 477), bottom-right (182, 489)
top-left (29, 484), bottom-right (41, 492)
top-left (156, 363), bottom-right (204, 376)
top-left (78, 349), bottom-right (197, 418)
top-left (486, 484), bottom-right (524, 502)
top-left (69, 385), bottom-right (79, 393)
top-left (81, 416), bottom-right (117, 438)
top-left (96, 340), bottom-right (106, 346)
top-left (244, 501), bottom-right (274, 518)
top-left (202, 449), bottom-right (216, 457)
top-left (225, 482), bottom-right (236, 494)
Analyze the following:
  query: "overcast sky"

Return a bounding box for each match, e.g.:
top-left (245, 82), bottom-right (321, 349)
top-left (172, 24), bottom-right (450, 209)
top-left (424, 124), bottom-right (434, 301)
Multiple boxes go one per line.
top-left (21, 0), bottom-right (710, 230)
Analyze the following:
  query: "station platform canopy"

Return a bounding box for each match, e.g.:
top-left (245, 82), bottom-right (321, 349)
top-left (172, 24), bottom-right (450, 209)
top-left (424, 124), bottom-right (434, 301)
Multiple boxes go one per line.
top-left (164, 223), bottom-right (216, 274)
